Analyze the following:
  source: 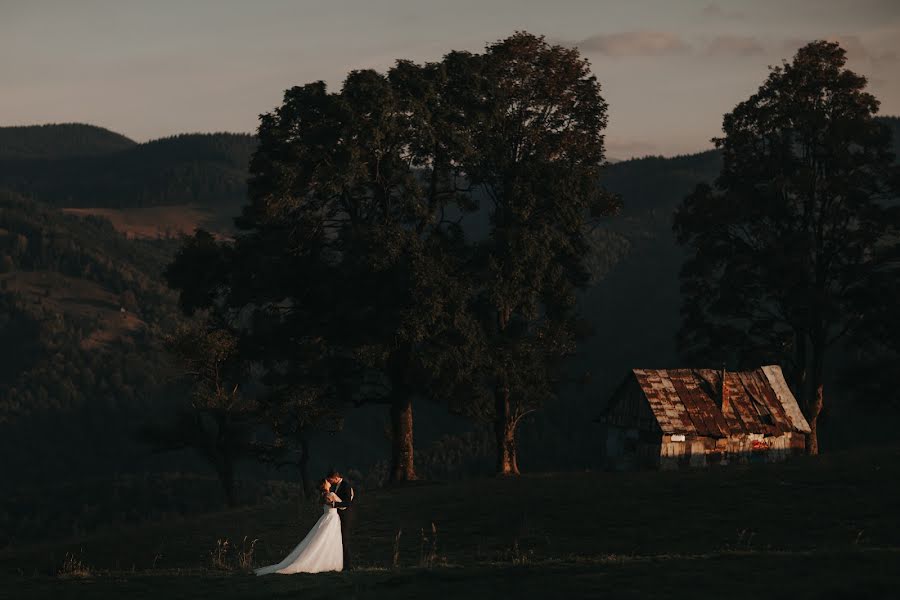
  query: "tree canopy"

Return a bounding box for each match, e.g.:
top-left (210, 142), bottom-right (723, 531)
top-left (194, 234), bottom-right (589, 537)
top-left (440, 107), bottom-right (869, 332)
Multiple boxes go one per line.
top-left (165, 32), bottom-right (617, 479)
top-left (447, 33), bottom-right (619, 474)
top-left (674, 40), bottom-right (900, 454)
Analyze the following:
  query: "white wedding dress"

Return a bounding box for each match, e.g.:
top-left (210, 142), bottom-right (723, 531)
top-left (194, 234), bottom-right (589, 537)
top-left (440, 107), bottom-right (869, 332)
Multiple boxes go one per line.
top-left (254, 494), bottom-right (343, 575)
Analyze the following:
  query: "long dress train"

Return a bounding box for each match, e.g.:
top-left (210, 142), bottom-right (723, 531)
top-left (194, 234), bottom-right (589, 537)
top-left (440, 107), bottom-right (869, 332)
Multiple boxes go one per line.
top-left (254, 495), bottom-right (343, 575)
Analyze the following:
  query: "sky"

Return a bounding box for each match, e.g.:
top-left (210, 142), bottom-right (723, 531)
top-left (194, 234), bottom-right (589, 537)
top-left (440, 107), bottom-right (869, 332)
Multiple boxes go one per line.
top-left (2, 0), bottom-right (899, 158)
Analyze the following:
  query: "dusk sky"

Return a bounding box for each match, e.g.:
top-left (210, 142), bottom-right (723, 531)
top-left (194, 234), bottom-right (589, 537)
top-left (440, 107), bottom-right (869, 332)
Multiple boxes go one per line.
top-left (3, 0), bottom-right (899, 158)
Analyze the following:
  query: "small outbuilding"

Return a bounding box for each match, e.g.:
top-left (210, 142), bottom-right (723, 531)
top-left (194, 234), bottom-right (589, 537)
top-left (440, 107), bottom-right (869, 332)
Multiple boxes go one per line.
top-left (598, 365), bottom-right (810, 470)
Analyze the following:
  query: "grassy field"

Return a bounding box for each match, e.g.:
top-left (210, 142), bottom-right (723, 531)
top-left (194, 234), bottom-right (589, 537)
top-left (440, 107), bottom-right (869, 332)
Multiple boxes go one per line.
top-left (2, 445), bottom-right (899, 598)
top-left (61, 205), bottom-right (237, 240)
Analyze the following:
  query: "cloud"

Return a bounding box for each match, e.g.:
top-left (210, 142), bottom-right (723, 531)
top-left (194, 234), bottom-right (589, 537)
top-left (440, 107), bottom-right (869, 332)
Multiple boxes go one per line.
top-left (705, 35), bottom-right (764, 57)
top-left (701, 2), bottom-right (746, 19)
top-left (830, 34), bottom-right (897, 66)
top-left (875, 51), bottom-right (898, 66)
top-left (574, 31), bottom-right (691, 57)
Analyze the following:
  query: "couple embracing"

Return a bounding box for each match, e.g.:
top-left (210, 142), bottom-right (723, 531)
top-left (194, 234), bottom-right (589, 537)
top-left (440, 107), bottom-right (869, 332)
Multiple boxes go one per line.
top-left (254, 469), bottom-right (355, 575)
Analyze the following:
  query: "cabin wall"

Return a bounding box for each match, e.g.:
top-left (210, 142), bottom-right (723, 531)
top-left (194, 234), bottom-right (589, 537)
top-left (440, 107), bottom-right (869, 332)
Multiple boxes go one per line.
top-left (658, 432), bottom-right (806, 470)
top-left (606, 429), bottom-right (806, 471)
top-left (604, 424), bottom-right (662, 470)
top-left (603, 378), bottom-right (663, 470)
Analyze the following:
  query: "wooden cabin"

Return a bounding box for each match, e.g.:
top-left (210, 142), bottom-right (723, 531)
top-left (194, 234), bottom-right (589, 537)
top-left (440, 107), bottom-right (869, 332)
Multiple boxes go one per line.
top-left (598, 365), bottom-right (810, 470)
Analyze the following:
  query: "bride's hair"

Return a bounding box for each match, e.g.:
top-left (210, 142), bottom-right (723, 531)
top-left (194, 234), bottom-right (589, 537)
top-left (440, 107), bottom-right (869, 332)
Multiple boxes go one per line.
top-left (318, 478), bottom-right (330, 495)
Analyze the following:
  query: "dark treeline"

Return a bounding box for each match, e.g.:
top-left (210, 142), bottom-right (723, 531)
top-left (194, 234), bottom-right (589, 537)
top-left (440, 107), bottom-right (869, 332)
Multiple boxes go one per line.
top-left (4, 118), bottom-right (894, 213)
top-left (0, 123), bottom-right (136, 159)
top-left (0, 131), bottom-right (256, 208)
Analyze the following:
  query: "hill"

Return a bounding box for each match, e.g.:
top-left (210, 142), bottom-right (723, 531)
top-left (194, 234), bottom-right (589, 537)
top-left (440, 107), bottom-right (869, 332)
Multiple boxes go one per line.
top-left (0, 117), bottom-right (894, 212)
top-left (0, 191), bottom-right (191, 491)
top-left (2, 444), bottom-right (898, 598)
top-left (0, 192), bottom-right (393, 548)
top-left (0, 123), bottom-right (136, 159)
top-left (0, 128), bottom-right (256, 208)
top-left (880, 115), bottom-right (900, 158)
top-left (60, 206), bottom-right (238, 240)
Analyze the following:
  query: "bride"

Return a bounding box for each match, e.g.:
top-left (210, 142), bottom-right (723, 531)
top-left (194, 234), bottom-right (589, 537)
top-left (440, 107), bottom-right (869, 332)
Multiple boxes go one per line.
top-left (254, 479), bottom-right (344, 575)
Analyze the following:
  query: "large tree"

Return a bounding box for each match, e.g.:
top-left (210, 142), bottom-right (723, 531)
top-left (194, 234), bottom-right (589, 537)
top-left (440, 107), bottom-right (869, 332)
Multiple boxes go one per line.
top-left (453, 33), bottom-right (619, 475)
top-left (177, 64), bottom-right (477, 483)
top-left (165, 33), bottom-right (618, 480)
top-left (674, 41), bottom-right (900, 454)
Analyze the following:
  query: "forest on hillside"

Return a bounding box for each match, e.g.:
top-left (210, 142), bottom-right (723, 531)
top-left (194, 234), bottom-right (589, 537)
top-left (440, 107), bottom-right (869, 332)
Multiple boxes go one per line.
top-left (0, 193), bottom-right (187, 451)
top-left (0, 129), bottom-right (256, 208)
top-left (0, 123), bottom-right (137, 159)
top-left (2, 118), bottom-right (897, 212)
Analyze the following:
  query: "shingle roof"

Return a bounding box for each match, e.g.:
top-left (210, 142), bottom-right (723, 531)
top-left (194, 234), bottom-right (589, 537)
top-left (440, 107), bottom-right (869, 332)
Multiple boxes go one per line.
top-left (625, 365), bottom-right (811, 437)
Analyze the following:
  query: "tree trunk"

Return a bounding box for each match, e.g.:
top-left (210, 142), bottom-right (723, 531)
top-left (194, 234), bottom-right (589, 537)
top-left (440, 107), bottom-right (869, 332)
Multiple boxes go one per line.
top-left (389, 394), bottom-right (417, 482)
top-left (494, 383), bottom-right (520, 476)
top-left (493, 305), bottom-right (520, 476)
top-left (805, 337), bottom-right (826, 456)
top-left (807, 383), bottom-right (824, 455)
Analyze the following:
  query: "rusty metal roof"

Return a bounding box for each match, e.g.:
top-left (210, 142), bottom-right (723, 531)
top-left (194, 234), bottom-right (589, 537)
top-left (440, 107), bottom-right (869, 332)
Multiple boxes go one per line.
top-left (625, 365), bottom-right (811, 437)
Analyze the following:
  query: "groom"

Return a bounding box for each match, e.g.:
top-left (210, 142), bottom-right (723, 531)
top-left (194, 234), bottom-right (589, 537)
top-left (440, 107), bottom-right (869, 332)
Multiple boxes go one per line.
top-left (326, 468), bottom-right (355, 570)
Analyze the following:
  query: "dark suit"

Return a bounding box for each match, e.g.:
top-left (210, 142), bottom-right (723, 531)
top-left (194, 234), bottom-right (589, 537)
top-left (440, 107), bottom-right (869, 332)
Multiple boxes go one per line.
top-left (331, 478), bottom-right (355, 569)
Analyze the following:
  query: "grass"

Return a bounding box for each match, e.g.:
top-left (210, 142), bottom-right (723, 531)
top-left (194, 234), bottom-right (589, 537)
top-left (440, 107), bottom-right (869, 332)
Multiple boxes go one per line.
top-left (61, 205), bottom-right (236, 240)
top-left (2, 444), bottom-right (899, 598)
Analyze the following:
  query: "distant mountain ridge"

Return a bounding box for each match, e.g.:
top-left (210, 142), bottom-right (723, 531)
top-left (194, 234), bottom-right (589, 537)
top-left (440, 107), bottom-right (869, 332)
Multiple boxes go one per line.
top-left (0, 124), bottom-right (256, 208)
top-left (1, 118), bottom-right (896, 211)
top-left (0, 123), bottom-right (136, 159)
top-left (0, 189), bottom-right (194, 498)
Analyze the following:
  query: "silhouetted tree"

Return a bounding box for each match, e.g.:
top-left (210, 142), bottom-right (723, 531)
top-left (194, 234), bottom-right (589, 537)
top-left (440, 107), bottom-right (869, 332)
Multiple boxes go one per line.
top-left (140, 319), bottom-right (256, 506)
top-left (453, 33), bottom-right (619, 475)
top-left (167, 63), bottom-right (477, 483)
top-left (674, 41), bottom-right (900, 454)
